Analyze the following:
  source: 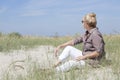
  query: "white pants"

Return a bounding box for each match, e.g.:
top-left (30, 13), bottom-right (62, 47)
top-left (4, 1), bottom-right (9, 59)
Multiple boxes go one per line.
top-left (56, 46), bottom-right (85, 72)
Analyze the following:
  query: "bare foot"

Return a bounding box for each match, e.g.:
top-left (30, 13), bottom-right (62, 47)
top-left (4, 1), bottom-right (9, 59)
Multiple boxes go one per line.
top-left (53, 61), bottom-right (61, 68)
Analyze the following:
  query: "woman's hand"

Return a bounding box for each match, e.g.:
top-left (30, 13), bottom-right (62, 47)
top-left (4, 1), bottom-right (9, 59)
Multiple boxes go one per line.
top-left (54, 46), bottom-right (60, 57)
top-left (75, 56), bottom-right (85, 61)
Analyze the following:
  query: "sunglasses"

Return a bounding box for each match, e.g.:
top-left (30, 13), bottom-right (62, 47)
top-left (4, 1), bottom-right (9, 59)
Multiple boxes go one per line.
top-left (81, 20), bottom-right (87, 23)
top-left (81, 20), bottom-right (85, 23)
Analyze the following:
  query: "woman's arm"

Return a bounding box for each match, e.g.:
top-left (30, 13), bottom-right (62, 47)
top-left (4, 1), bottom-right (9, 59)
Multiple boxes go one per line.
top-left (54, 36), bottom-right (83, 57)
top-left (58, 40), bottom-right (74, 48)
top-left (75, 51), bottom-right (99, 61)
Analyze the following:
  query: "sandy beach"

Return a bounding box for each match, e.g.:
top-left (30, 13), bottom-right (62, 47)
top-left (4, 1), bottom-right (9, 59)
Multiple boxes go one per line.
top-left (0, 45), bottom-right (56, 80)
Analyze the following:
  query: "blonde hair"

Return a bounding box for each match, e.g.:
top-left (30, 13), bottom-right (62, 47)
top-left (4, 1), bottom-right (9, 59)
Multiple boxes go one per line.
top-left (82, 13), bottom-right (97, 28)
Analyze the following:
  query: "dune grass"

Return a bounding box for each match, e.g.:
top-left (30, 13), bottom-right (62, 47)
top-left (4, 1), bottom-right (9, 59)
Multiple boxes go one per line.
top-left (0, 34), bottom-right (120, 80)
top-left (0, 34), bottom-right (72, 52)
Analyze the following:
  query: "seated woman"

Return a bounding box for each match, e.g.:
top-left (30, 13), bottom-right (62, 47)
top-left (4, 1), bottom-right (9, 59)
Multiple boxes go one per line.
top-left (54, 12), bottom-right (105, 72)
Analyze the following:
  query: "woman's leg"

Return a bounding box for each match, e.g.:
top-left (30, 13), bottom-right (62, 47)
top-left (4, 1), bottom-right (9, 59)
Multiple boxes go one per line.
top-left (54, 46), bottom-right (83, 68)
top-left (59, 46), bottom-right (83, 62)
top-left (56, 60), bottom-right (85, 72)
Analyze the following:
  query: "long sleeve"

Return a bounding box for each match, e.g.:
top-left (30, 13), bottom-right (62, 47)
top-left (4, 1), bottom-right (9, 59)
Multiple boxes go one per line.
top-left (73, 36), bottom-right (83, 45)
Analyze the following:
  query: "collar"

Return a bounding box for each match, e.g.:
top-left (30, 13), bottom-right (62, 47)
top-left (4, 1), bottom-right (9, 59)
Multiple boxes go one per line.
top-left (86, 27), bottom-right (98, 34)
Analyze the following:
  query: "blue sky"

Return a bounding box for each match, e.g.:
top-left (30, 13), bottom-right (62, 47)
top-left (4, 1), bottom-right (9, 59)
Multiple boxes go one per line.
top-left (0, 0), bottom-right (120, 36)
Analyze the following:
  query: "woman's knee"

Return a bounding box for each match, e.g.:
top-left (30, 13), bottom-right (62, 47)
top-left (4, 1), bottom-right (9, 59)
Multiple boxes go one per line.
top-left (65, 46), bottom-right (73, 50)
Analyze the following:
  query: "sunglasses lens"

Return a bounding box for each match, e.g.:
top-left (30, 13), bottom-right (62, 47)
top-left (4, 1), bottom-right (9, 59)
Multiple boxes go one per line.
top-left (81, 21), bottom-right (83, 23)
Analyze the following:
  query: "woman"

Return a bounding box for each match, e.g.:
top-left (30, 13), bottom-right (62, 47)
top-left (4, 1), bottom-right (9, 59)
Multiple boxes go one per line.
top-left (54, 13), bottom-right (105, 72)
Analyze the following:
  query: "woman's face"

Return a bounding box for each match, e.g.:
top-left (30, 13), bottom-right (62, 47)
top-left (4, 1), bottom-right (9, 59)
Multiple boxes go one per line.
top-left (82, 21), bottom-right (89, 30)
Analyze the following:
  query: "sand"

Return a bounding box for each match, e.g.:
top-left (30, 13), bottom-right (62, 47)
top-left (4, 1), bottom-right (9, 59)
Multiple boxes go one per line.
top-left (0, 45), bottom-right (56, 79)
